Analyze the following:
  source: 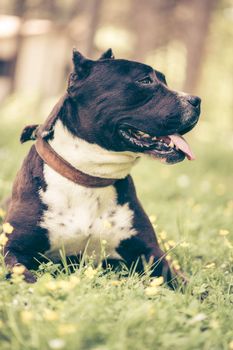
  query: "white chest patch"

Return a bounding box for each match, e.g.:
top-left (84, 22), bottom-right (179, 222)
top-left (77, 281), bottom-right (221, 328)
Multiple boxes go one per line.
top-left (40, 166), bottom-right (137, 262)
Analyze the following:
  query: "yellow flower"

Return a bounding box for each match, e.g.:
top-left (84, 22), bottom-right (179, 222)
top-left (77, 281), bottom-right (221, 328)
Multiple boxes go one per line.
top-left (159, 231), bottom-right (167, 240)
top-left (168, 240), bottom-right (176, 247)
top-left (165, 254), bottom-right (172, 261)
top-left (45, 280), bottom-right (58, 291)
top-left (171, 259), bottom-right (179, 265)
top-left (205, 262), bottom-right (215, 269)
top-left (171, 260), bottom-right (181, 270)
top-left (102, 239), bottom-right (107, 245)
top-left (21, 310), bottom-right (33, 324)
top-left (84, 266), bottom-right (97, 279)
top-left (0, 233), bottom-right (8, 246)
top-left (2, 222), bottom-right (14, 234)
top-left (110, 280), bottom-right (122, 286)
top-left (210, 320), bottom-right (219, 329)
top-left (229, 340), bottom-right (233, 350)
top-left (12, 265), bottom-right (25, 275)
top-left (58, 323), bottom-right (76, 335)
top-left (219, 229), bottom-right (229, 236)
top-left (43, 309), bottom-right (59, 321)
top-left (145, 286), bottom-right (159, 296)
top-left (149, 215), bottom-right (157, 224)
top-left (180, 241), bottom-right (190, 248)
top-left (45, 276), bottom-right (79, 292)
top-left (0, 208), bottom-right (6, 218)
top-left (164, 243), bottom-right (170, 251)
top-left (57, 280), bottom-right (75, 291)
top-left (173, 263), bottom-right (181, 270)
top-left (150, 276), bottom-right (164, 287)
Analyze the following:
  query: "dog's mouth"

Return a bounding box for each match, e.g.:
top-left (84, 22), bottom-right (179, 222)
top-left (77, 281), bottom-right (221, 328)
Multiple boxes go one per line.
top-left (118, 126), bottom-right (195, 164)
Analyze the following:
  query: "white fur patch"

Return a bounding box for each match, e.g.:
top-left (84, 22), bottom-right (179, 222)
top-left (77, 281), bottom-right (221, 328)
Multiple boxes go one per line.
top-left (49, 120), bottom-right (140, 179)
top-left (39, 121), bottom-right (138, 262)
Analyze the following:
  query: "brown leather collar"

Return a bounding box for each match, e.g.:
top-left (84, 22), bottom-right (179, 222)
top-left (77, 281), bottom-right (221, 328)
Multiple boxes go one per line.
top-left (35, 137), bottom-right (117, 188)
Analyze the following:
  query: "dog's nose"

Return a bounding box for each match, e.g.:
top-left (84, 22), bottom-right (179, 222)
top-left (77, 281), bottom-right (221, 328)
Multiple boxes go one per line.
top-left (187, 95), bottom-right (201, 108)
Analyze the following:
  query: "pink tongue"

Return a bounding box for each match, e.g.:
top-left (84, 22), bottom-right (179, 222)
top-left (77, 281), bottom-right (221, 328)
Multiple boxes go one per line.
top-left (169, 134), bottom-right (195, 160)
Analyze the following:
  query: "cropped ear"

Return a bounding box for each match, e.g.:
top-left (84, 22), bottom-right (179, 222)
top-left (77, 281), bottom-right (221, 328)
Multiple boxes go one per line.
top-left (20, 124), bottom-right (39, 143)
top-left (99, 48), bottom-right (115, 60)
top-left (72, 48), bottom-right (92, 79)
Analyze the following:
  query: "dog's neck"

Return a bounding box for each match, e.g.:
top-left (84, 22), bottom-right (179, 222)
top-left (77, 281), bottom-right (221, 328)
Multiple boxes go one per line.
top-left (48, 120), bottom-right (140, 179)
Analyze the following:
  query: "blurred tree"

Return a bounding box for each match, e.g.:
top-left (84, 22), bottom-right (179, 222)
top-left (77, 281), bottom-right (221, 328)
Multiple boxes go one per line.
top-left (86, 0), bottom-right (103, 56)
top-left (9, 0), bottom-right (26, 92)
top-left (180, 0), bottom-right (217, 93)
top-left (129, 0), bottom-right (217, 92)
top-left (0, 0), bottom-right (231, 100)
top-left (130, 0), bottom-right (178, 61)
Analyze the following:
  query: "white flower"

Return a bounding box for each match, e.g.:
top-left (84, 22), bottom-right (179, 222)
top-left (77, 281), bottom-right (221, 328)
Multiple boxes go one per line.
top-left (189, 313), bottom-right (206, 324)
top-left (48, 339), bottom-right (65, 349)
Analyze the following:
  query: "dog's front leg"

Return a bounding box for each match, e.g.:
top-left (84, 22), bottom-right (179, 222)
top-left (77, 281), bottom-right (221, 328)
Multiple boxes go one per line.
top-left (116, 234), bottom-right (173, 285)
top-left (4, 249), bottom-right (37, 283)
top-left (115, 176), bottom-right (174, 285)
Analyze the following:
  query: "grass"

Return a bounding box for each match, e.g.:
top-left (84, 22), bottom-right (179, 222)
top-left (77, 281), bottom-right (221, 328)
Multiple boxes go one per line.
top-left (0, 94), bottom-right (233, 350)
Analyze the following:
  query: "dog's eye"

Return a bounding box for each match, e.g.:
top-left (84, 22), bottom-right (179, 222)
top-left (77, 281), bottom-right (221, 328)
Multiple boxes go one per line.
top-left (138, 76), bottom-right (153, 85)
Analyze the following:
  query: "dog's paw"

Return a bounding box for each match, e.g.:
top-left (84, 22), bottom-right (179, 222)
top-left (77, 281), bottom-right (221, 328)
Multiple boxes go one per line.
top-left (6, 267), bottom-right (37, 283)
top-left (23, 269), bottom-right (37, 283)
top-left (167, 261), bottom-right (189, 291)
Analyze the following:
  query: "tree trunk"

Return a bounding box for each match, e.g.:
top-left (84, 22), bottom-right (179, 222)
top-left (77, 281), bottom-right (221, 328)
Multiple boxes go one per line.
top-left (86, 0), bottom-right (103, 57)
top-left (182, 0), bottom-right (217, 93)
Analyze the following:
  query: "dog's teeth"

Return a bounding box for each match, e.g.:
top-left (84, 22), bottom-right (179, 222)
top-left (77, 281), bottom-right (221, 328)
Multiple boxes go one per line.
top-left (136, 131), bottom-right (150, 138)
top-left (143, 133), bottom-right (150, 138)
top-left (136, 130), bottom-right (150, 139)
top-left (168, 141), bottom-right (174, 148)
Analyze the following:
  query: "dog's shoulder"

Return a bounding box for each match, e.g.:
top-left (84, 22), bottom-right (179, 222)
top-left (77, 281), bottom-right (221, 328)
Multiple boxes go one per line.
top-left (5, 145), bottom-right (50, 257)
top-left (12, 145), bottom-right (46, 195)
top-left (6, 145), bottom-right (46, 225)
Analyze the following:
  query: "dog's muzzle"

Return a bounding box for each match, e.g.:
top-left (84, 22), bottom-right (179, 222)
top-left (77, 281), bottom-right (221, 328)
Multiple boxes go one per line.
top-left (118, 122), bottom-right (198, 164)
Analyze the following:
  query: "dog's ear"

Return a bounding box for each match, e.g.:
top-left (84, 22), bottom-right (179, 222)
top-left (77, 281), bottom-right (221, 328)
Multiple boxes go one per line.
top-left (20, 124), bottom-right (39, 143)
top-left (99, 48), bottom-right (115, 60)
top-left (72, 48), bottom-right (93, 79)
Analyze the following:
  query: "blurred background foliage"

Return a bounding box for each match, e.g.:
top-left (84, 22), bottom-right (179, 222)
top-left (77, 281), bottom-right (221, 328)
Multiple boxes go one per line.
top-left (0, 0), bottom-right (232, 201)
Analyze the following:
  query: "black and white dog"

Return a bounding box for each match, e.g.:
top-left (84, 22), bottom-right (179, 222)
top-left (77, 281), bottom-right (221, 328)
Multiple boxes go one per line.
top-left (4, 49), bottom-right (201, 284)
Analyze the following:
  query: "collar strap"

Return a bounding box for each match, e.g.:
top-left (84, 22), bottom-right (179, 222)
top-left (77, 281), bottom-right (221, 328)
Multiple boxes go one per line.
top-left (35, 137), bottom-right (117, 188)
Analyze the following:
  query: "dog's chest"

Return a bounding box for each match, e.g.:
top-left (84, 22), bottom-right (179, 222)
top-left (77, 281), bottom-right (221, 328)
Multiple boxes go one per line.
top-left (39, 166), bottom-right (136, 261)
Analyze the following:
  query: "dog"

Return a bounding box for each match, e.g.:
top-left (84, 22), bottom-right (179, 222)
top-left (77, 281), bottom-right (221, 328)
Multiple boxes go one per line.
top-left (4, 48), bottom-right (201, 284)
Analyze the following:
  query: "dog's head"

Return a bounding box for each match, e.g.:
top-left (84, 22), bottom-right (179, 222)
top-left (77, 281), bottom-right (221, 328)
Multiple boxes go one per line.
top-left (61, 49), bottom-right (201, 164)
